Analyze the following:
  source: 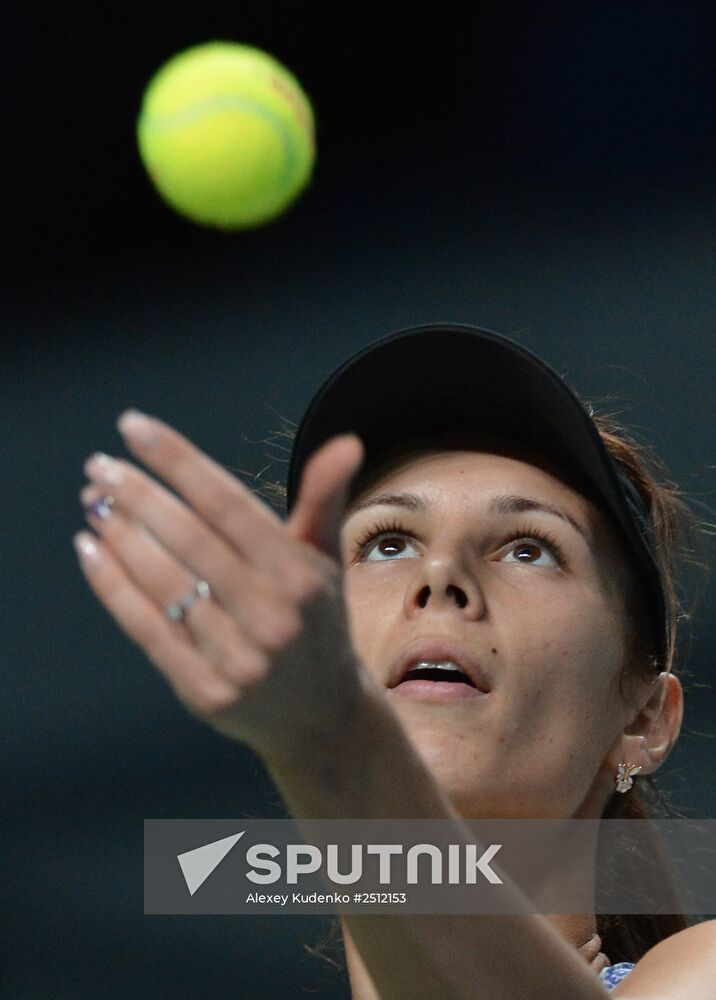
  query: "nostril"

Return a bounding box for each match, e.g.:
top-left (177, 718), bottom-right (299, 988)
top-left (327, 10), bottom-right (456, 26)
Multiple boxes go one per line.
top-left (447, 585), bottom-right (467, 608)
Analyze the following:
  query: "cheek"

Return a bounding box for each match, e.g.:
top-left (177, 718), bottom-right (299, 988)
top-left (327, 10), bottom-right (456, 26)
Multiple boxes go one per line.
top-left (513, 577), bottom-right (624, 668)
top-left (342, 573), bottom-right (391, 658)
top-left (502, 584), bottom-right (622, 726)
top-left (343, 567), bottom-right (418, 679)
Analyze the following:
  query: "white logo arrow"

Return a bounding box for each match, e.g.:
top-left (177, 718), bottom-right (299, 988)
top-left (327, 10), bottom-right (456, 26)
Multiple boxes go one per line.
top-left (177, 831), bottom-right (246, 896)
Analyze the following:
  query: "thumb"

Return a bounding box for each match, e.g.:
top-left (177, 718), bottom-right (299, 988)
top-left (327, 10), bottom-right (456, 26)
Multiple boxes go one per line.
top-left (286, 433), bottom-right (365, 564)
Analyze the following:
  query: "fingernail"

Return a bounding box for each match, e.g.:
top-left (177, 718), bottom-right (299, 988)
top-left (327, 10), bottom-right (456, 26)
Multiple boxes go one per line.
top-left (73, 532), bottom-right (104, 568)
top-left (84, 452), bottom-right (124, 486)
top-left (117, 409), bottom-right (160, 447)
top-left (82, 493), bottom-right (115, 520)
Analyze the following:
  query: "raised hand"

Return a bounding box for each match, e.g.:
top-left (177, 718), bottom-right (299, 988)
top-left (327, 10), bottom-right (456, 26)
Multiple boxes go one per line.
top-left (75, 409), bottom-right (368, 761)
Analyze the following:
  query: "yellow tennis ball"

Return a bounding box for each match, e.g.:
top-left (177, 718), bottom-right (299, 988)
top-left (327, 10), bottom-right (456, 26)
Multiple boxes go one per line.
top-left (136, 41), bottom-right (316, 229)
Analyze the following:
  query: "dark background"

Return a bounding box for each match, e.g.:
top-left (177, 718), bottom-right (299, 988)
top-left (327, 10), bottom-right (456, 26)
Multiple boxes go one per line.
top-left (4, 2), bottom-right (716, 997)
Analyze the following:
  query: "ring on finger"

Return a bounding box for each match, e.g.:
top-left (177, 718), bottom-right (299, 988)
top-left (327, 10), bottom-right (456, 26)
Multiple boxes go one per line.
top-left (83, 494), bottom-right (116, 520)
top-left (165, 579), bottom-right (212, 624)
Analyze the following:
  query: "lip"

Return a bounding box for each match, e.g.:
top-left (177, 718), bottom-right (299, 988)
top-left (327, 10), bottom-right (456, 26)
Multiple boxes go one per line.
top-left (390, 679), bottom-right (488, 702)
top-left (387, 637), bottom-right (492, 694)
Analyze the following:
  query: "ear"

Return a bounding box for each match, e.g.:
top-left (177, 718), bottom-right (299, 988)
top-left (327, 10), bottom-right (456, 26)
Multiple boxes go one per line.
top-left (286, 434), bottom-right (365, 564)
top-left (613, 672), bottom-right (684, 776)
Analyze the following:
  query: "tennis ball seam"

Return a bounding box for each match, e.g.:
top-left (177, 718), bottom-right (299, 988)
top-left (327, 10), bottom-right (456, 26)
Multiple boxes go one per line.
top-left (141, 91), bottom-right (313, 141)
top-left (140, 95), bottom-right (307, 194)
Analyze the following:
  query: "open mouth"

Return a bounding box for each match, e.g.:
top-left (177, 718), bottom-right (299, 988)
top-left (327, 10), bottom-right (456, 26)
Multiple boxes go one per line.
top-left (398, 662), bottom-right (477, 688)
top-left (387, 641), bottom-right (492, 697)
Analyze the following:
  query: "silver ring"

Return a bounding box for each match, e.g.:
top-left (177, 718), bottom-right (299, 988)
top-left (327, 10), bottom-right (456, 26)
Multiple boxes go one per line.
top-left (165, 579), bottom-right (211, 623)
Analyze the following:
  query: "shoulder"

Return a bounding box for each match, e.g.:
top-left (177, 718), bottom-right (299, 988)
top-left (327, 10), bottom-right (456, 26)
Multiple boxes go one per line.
top-left (611, 919), bottom-right (716, 998)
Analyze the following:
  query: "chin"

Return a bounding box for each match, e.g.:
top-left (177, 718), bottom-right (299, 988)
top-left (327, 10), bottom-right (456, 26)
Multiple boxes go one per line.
top-left (409, 731), bottom-right (477, 786)
top-left (405, 735), bottom-right (520, 818)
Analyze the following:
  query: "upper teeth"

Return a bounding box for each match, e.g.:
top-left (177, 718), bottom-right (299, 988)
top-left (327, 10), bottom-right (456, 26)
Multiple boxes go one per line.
top-left (411, 660), bottom-right (463, 672)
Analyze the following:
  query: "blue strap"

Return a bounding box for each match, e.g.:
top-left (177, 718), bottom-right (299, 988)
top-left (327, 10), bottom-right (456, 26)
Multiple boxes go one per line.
top-left (598, 961), bottom-right (636, 990)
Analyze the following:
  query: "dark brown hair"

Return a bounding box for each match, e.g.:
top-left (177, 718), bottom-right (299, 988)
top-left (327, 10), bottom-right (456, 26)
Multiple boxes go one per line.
top-left (584, 408), bottom-right (710, 963)
top-left (243, 403), bottom-right (713, 971)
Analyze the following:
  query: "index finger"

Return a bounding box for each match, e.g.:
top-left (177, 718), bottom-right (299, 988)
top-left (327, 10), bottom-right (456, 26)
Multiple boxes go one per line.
top-left (116, 409), bottom-right (284, 554)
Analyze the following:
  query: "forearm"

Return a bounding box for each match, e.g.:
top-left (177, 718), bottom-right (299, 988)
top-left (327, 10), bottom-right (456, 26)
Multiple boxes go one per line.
top-left (264, 679), bottom-right (608, 1000)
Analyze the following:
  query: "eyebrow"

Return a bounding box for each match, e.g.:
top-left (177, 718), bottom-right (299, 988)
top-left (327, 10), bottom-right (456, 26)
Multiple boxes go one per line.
top-left (343, 490), bottom-right (589, 543)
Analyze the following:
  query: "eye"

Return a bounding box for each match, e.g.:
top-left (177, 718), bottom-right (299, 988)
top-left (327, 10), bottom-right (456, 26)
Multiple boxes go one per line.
top-left (352, 519), bottom-right (417, 562)
top-left (499, 524), bottom-right (565, 568)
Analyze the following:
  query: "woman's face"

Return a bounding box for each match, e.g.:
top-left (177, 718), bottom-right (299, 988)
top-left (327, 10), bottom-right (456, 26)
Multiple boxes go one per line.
top-left (339, 434), bottom-right (638, 819)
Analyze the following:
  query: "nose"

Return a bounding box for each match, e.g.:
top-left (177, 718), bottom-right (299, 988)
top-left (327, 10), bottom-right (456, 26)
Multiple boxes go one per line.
top-left (404, 553), bottom-right (487, 620)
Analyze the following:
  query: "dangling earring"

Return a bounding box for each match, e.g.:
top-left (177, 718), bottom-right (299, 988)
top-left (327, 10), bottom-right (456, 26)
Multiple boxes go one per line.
top-left (615, 762), bottom-right (643, 793)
